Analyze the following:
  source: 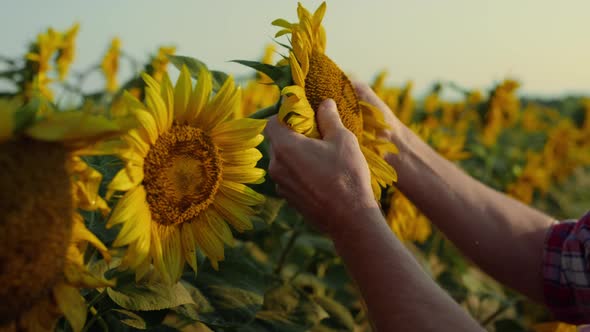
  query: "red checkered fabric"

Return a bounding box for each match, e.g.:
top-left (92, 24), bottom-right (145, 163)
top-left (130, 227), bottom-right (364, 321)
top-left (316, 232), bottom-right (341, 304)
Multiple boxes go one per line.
top-left (543, 211), bottom-right (590, 324)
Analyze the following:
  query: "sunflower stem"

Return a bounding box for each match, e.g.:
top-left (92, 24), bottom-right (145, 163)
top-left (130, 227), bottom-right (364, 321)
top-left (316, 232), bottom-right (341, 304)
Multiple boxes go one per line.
top-left (274, 226), bottom-right (302, 275)
top-left (86, 290), bottom-right (107, 309)
top-left (248, 99), bottom-right (281, 119)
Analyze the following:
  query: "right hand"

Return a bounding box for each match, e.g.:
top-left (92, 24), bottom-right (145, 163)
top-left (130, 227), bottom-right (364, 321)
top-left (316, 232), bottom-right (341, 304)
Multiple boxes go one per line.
top-left (264, 99), bottom-right (378, 238)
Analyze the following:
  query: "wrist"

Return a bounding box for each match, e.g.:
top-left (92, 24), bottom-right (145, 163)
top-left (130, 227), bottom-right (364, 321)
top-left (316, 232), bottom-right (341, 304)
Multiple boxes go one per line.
top-left (329, 203), bottom-right (386, 246)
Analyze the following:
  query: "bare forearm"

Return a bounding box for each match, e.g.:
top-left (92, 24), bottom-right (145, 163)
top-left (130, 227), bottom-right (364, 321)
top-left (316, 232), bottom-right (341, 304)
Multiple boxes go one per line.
top-left (333, 207), bottom-right (483, 331)
top-left (387, 124), bottom-right (555, 302)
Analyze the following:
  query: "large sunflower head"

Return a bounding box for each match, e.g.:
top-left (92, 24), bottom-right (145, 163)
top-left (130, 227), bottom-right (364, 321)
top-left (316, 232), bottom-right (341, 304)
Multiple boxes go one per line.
top-left (245, 2), bottom-right (397, 199)
top-left (107, 65), bottom-right (266, 284)
top-left (272, 2), bottom-right (363, 138)
top-left (0, 99), bottom-right (126, 331)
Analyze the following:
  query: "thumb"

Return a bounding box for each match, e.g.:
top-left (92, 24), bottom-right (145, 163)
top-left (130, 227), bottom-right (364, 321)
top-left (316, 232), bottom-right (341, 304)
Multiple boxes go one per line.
top-left (316, 99), bottom-right (344, 139)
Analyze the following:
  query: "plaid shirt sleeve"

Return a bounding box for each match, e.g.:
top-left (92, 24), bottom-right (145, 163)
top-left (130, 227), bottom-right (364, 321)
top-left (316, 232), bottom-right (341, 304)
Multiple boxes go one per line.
top-left (543, 211), bottom-right (590, 324)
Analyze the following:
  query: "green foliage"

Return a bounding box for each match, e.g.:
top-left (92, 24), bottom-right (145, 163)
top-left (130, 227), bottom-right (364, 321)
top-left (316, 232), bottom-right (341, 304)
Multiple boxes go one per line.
top-left (168, 55), bottom-right (229, 91)
top-left (107, 277), bottom-right (194, 311)
top-left (232, 60), bottom-right (293, 90)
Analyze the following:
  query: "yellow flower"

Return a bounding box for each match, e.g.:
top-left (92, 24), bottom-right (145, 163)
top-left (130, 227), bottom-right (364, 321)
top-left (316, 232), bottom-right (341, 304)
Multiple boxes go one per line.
top-left (271, 2), bottom-right (397, 199)
top-left (542, 119), bottom-right (590, 182)
top-left (424, 93), bottom-right (439, 114)
top-left (150, 46), bottom-right (176, 82)
top-left (507, 152), bottom-right (551, 204)
top-left (431, 130), bottom-right (471, 161)
top-left (101, 37), bottom-right (121, 92)
top-left (24, 27), bottom-right (64, 101)
top-left (387, 190), bottom-right (431, 243)
top-left (56, 23), bottom-right (80, 80)
top-left (532, 322), bottom-right (578, 332)
top-left (0, 102), bottom-right (130, 331)
top-left (482, 79), bottom-right (520, 146)
top-left (106, 67), bottom-right (266, 284)
top-left (370, 72), bottom-right (414, 125)
top-left (26, 27), bottom-right (62, 74)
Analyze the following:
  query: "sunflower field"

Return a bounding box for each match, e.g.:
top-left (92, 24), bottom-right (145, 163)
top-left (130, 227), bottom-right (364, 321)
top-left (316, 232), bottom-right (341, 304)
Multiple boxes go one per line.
top-left (1, 2), bottom-right (589, 332)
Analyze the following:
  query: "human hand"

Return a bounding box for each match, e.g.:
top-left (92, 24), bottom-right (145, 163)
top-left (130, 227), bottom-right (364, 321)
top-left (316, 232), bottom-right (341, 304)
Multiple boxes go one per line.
top-left (265, 99), bottom-right (378, 238)
top-left (352, 81), bottom-right (403, 142)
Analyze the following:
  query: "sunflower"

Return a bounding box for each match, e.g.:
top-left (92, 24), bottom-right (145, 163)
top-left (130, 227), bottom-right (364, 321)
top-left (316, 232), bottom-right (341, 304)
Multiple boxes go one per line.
top-left (270, 2), bottom-right (397, 199)
top-left (106, 66), bottom-right (266, 284)
top-left (149, 46), bottom-right (176, 82)
top-left (101, 37), bottom-right (122, 92)
top-left (0, 100), bottom-right (130, 331)
top-left (56, 23), bottom-right (80, 80)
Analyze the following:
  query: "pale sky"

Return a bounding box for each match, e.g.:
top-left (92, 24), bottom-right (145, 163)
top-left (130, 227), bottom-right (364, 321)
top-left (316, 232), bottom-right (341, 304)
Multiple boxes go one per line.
top-left (2, 1), bottom-right (589, 97)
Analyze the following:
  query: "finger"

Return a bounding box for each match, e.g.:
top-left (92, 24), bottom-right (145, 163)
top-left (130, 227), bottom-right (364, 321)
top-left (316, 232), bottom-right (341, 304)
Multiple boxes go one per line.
top-left (316, 99), bottom-right (345, 139)
top-left (352, 81), bottom-right (381, 105)
top-left (264, 115), bottom-right (307, 146)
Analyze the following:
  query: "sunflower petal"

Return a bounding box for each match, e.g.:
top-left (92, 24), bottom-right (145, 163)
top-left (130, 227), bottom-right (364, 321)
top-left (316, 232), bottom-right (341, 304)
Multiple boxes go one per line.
top-left (150, 223), bottom-right (166, 282)
top-left (192, 217), bottom-right (225, 270)
top-left (141, 72), bottom-right (161, 92)
top-left (160, 73), bottom-right (175, 128)
top-left (213, 193), bottom-right (255, 232)
top-left (220, 181), bottom-right (265, 206)
top-left (54, 284), bottom-right (87, 332)
top-left (312, 2), bottom-right (327, 31)
top-left (185, 67), bottom-right (212, 124)
top-left (199, 76), bottom-right (240, 131)
top-left (221, 148), bottom-right (263, 166)
top-left (181, 222), bottom-right (198, 273)
top-left (271, 18), bottom-right (292, 29)
top-left (223, 166), bottom-right (266, 184)
top-left (131, 109), bottom-right (158, 145)
top-left (144, 85), bottom-right (171, 135)
top-left (123, 90), bottom-right (145, 111)
top-left (160, 225), bottom-right (183, 283)
top-left (206, 210), bottom-right (235, 247)
top-left (174, 65), bottom-right (192, 121)
top-left (72, 215), bottom-right (110, 260)
top-left (124, 129), bottom-right (150, 157)
top-left (289, 53), bottom-right (305, 88)
top-left (107, 165), bottom-right (144, 198)
top-left (275, 29), bottom-right (292, 38)
top-left (216, 133), bottom-right (264, 152)
top-left (112, 197), bottom-right (150, 248)
top-left (210, 118), bottom-right (266, 144)
top-left (106, 186), bottom-right (147, 228)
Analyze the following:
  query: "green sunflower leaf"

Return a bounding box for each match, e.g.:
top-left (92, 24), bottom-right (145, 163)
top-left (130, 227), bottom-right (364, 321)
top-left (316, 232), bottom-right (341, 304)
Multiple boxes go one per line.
top-left (168, 55), bottom-right (228, 92)
top-left (106, 279), bottom-right (194, 311)
top-left (112, 309), bottom-right (147, 329)
top-left (231, 60), bottom-right (293, 90)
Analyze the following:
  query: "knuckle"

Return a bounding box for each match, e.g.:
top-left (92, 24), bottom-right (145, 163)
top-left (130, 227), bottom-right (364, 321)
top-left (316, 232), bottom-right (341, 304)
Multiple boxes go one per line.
top-left (338, 130), bottom-right (359, 146)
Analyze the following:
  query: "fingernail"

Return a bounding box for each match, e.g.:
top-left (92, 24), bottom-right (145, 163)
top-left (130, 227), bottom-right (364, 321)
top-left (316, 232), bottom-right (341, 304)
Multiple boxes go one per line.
top-left (319, 98), bottom-right (336, 111)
